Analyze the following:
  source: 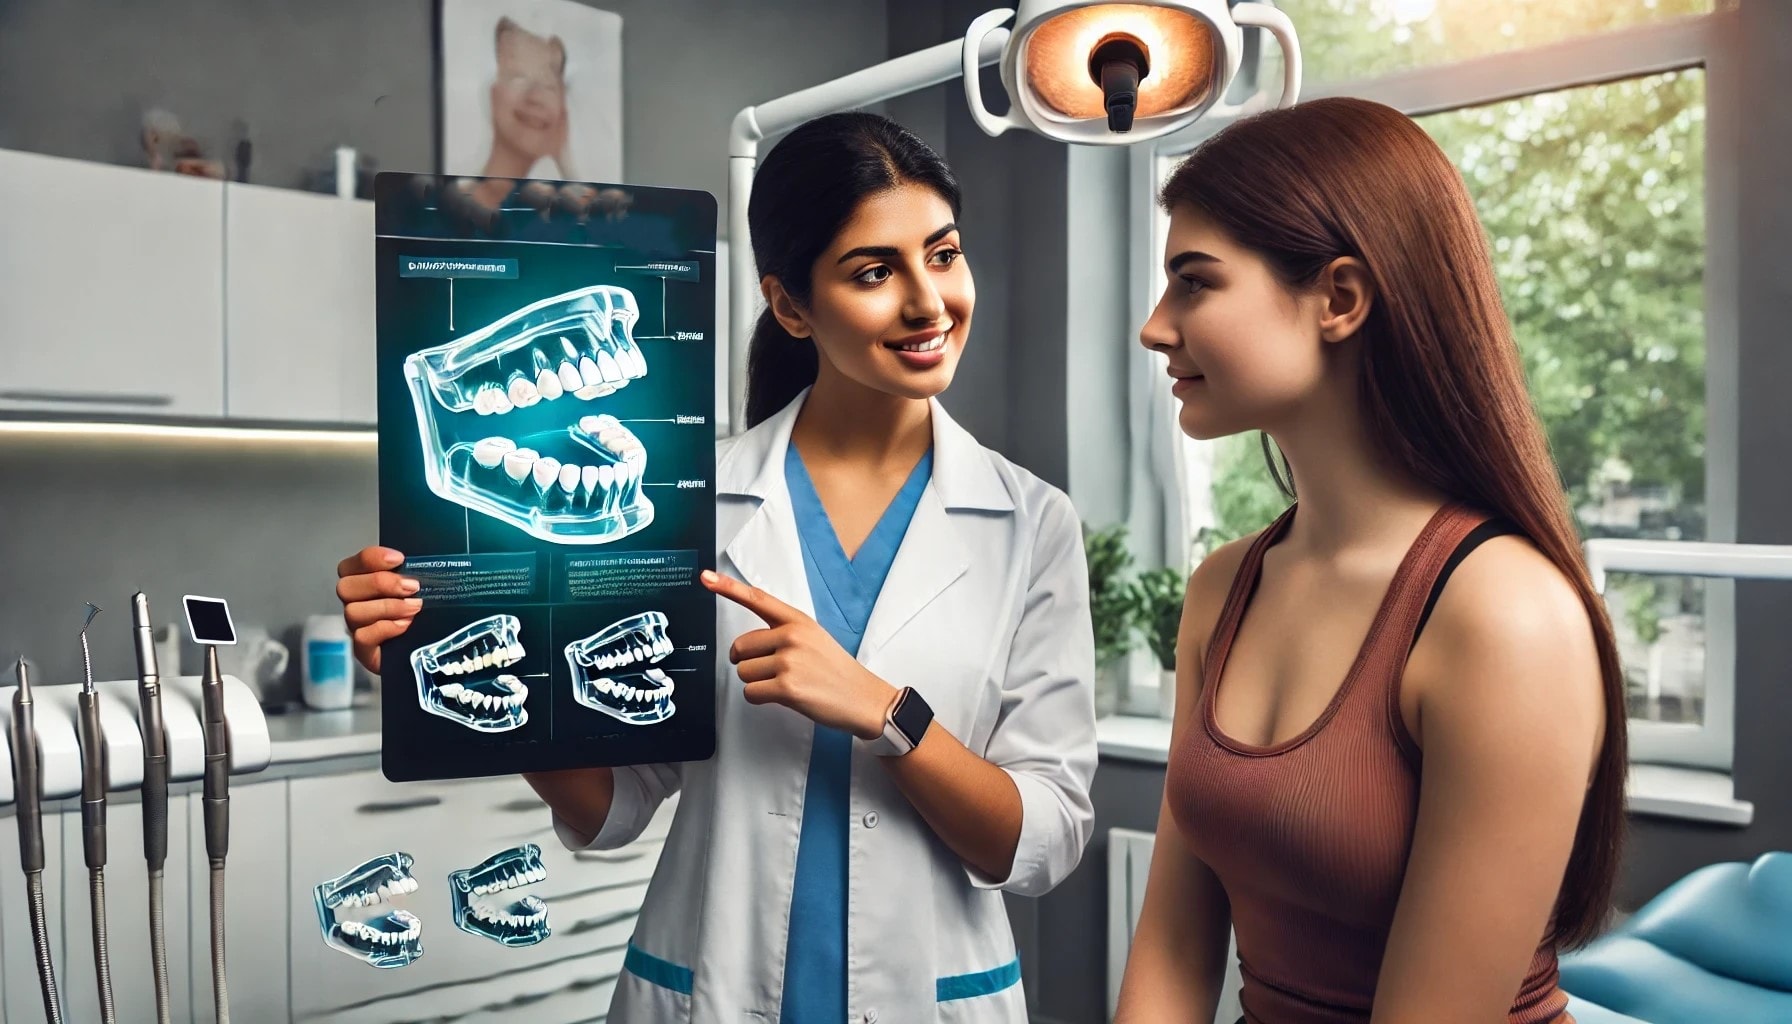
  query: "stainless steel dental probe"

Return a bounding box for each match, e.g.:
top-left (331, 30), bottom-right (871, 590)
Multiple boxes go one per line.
top-left (132, 592), bottom-right (173, 1024)
top-left (11, 657), bottom-right (65, 1024)
top-left (76, 603), bottom-right (118, 1024)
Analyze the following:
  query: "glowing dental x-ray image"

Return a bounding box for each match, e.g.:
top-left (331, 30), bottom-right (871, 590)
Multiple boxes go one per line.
top-left (449, 843), bottom-right (551, 947)
top-left (565, 610), bottom-right (676, 724)
top-left (405, 285), bottom-right (656, 544)
top-left (313, 852), bottom-right (425, 969)
top-left (412, 614), bottom-right (530, 732)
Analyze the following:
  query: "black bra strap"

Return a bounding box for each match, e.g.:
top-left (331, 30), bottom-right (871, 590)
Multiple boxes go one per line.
top-left (1413, 518), bottom-right (1523, 642)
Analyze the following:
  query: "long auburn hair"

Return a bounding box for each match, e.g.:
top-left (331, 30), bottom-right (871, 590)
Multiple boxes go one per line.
top-left (1161, 96), bottom-right (1626, 948)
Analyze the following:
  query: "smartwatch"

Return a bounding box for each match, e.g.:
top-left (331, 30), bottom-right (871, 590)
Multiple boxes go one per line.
top-left (869, 687), bottom-right (933, 757)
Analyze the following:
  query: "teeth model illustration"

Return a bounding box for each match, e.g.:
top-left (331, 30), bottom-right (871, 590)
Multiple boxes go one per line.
top-left (565, 611), bottom-right (677, 725)
top-left (448, 844), bottom-right (551, 947)
top-left (411, 615), bottom-right (529, 733)
top-left (313, 852), bottom-right (425, 969)
top-left (404, 285), bottom-right (655, 544)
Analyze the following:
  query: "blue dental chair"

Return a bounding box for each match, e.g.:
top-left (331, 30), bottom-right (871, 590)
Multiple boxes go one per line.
top-left (1558, 851), bottom-right (1792, 1024)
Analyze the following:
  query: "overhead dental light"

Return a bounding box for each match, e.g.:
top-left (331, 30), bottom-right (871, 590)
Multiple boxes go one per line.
top-left (724, 1), bottom-right (1302, 430)
top-left (962, 1), bottom-right (1299, 143)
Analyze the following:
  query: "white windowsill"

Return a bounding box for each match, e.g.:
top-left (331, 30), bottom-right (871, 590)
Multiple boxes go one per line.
top-left (1627, 762), bottom-right (1754, 827)
top-left (1095, 714), bottom-right (1755, 828)
top-left (1095, 713), bottom-right (1174, 765)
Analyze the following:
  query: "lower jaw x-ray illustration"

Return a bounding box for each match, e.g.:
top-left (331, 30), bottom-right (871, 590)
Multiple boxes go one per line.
top-left (412, 614), bottom-right (530, 732)
top-left (565, 611), bottom-right (677, 725)
top-left (314, 852), bottom-right (425, 969)
top-left (405, 285), bottom-right (655, 544)
top-left (449, 844), bottom-right (551, 947)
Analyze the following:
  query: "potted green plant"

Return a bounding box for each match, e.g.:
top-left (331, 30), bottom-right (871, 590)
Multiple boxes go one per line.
top-left (1083, 522), bottom-right (1137, 715)
top-left (1131, 567), bottom-right (1186, 719)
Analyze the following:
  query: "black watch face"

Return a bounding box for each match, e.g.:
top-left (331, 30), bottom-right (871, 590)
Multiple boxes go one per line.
top-left (893, 689), bottom-right (934, 742)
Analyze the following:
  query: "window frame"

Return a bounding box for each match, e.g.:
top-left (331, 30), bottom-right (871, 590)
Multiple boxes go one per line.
top-left (1125, 8), bottom-right (1743, 771)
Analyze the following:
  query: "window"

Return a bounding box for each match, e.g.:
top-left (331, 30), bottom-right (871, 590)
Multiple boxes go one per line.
top-left (1130, 6), bottom-right (1737, 770)
top-left (1255, 0), bottom-right (1713, 87)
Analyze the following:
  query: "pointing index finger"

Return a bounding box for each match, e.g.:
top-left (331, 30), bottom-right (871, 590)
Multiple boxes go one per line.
top-left (701, 570), bottom-right (799, 626)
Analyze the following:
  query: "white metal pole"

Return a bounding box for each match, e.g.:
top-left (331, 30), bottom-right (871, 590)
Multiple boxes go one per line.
top-left (725, 27), bottom-right (1011, 431)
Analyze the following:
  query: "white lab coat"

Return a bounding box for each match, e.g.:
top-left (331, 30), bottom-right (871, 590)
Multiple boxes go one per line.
top-left (554, 390), bottom-right (1098, 1023)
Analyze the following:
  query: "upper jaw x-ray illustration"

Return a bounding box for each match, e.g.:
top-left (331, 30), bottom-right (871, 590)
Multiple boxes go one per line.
top-left (314, 852), bottom-right (425, 969)
top-left (412, 614), bottom-right (530, 732)
top-left (449, 844), bottom-right (551, 947)
top-left (565, 611), bottom-right (677, 725)
top-left (405, 285), bottom-right (655, 544)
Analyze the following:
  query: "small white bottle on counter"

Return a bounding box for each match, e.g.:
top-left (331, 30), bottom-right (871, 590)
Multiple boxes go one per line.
top-left (301, 614), bottom-right (355, 710)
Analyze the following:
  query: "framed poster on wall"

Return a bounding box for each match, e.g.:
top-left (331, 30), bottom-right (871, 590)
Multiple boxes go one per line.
top-left (437, 0), bottom-right (622, 183)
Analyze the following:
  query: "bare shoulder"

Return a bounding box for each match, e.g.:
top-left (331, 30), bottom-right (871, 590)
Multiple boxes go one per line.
top-left (1180, 532), bottom-right (1263, 673)
top-left (1189, 533), bottom-right (1257, 609)
top-left (1407, 533), bottom-right (1604, 752)
top-left (1423, 534), bottom-right (1595, 657)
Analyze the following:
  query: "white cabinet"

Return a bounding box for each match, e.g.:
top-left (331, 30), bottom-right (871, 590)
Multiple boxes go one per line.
top-left (61, 800), bottom-right (198, 1024)
top-left (0, 147), bottom-right (226, 418)
top-left (224, 183), bottom-right (377, 424)
top-left (287, 769), bottom-right (668, 1024)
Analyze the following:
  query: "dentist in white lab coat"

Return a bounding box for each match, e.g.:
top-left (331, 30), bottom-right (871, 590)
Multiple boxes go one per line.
top-left (337, 112), bottom-right (1097, 1024)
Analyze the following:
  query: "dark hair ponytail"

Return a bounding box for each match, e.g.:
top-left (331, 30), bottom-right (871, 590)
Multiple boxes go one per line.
top-left (743, 111), bottom-right (961, 428)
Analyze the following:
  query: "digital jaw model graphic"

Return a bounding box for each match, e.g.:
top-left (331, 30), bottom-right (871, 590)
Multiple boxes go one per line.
top-left (448, 844), bottom-right (551, 948)
top-left (565, 611), bottom-right (676, 725)
top-left (411, 614), bottom-right (530, 732)
top-left (405, 285), bottom-right (655, 544)
top-left (314, 852), bottom-right (424, 969)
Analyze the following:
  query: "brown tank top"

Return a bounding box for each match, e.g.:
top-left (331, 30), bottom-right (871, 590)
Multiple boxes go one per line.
top-left (1166, 502), bottom-right (1571, 1024)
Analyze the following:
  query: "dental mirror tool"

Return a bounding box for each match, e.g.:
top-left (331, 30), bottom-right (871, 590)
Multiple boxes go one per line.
top-left (76, 603), bottom-right (118, 1024)
top-left (11, 656), bottom-right (65, 1023)
top-left (185, 594), bottom-right (238, 1024)
top-left (133, 592), bottom-right (174, 1024)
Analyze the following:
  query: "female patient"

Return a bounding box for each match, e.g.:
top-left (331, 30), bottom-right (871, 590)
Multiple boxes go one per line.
top-left (1117, 97), bottom-right (1626, 1023)
top-left (337, 113), bottom-right (1097, 1023)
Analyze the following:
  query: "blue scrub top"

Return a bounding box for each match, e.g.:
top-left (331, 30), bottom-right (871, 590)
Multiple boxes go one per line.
top-left (779, 441), bottom-right (934, 1024)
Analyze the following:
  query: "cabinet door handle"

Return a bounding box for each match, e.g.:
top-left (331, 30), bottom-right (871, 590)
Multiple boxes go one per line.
top-left (0, 389), bottom-right (174, 407)
top-left (355, 796), bottom-right (443, 815)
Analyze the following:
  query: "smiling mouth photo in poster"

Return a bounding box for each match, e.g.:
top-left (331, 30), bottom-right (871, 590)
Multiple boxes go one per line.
top-left (373, 172), bottom-right (716, 782)
top-left (438, 0), bottom-right (622, 186)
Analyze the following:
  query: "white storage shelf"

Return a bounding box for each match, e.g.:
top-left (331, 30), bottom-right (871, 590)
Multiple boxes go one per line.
top-left (225, 182), bottom-right (377, 425)
top-left (0, 147), bottom-right (378, 427)
top-left (0, 147), bottom-right (227, 418)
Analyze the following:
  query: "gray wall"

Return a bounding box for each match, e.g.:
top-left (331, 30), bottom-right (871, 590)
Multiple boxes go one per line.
top-left (0, 434), bottom-right (377, 696)
top-left (0, 0), bottom-right (887, 226)
top-left (0, 0), bottom-right (435, 190)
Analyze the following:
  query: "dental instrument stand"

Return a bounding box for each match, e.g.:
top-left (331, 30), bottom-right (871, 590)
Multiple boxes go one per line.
top-left (0, 673), bottom-right (269, 1021)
